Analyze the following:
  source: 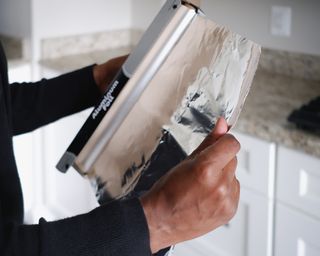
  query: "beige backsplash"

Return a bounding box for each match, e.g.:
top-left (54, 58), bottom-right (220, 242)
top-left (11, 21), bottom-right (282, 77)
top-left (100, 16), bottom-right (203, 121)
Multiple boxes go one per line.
top-left (259, 48), bottom-right (320, 81)
top-left (40, 29), bottom-right (320, 81)
top-left (0, 35), bottom-right (24, 60)
top-left (2, 29), bottom-right (320, 82)
top-left (41, 29), bottom-right (143, 60)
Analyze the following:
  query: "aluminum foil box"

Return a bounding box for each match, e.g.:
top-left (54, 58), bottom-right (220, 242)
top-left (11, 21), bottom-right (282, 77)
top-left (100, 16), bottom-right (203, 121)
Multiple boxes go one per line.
top-left (57, 0), bottom-right (261, 203)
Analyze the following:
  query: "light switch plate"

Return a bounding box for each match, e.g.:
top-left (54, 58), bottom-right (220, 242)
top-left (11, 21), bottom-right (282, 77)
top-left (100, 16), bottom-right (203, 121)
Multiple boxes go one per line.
top-left (271, 6), bottom-right (292, 37)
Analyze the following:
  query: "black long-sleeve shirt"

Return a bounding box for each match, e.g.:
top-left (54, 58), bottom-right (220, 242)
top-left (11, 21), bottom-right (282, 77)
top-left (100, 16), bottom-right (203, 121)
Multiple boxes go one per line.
top-left (0, 42), bottom-right (152, 256)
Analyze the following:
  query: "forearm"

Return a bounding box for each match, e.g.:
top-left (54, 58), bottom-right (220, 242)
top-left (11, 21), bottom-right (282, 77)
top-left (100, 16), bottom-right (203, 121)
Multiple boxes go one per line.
top-left (2, 198), bottom-right (151, 256)
top-left (11, 65), bottom-right (101, 135)
top-left (11, 55), bottom-right (127, 135)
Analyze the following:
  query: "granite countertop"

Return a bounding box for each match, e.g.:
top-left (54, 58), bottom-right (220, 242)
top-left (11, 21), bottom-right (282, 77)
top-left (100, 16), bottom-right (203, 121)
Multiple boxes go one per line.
top-left (40, 51), bottom-right (320, 159)
top-left (40, 46), bottom-right (132, 73)
top-left (235, 70), bottom-right (320, 158)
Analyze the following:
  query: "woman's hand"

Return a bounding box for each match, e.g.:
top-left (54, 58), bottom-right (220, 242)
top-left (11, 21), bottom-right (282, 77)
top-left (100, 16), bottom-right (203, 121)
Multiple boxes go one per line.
top-left (141, 118), bottom-right (240, 253)
top-left (93, 55), bottom-right (128, 93)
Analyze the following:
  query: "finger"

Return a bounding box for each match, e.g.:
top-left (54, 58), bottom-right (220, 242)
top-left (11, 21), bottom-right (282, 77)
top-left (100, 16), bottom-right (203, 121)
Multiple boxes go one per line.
top-left (213, 117), bottom-right (229, 138)
top-left (112, 55), bottom-right (129, 65)
top-left (197, 134), bottom-right (240, 171)
top-left (189, 118), bottom-right (228, 159)
top-left (228, 178), bottom-right (241, 217)
top-left (232, 178), bottom-right (240, 207)
top-left (222, 157), bottom-right (238, 183)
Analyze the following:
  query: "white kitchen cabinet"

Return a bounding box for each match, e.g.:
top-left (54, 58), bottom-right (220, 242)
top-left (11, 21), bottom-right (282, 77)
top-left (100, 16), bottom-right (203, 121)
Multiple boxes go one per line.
top-left (274, 203), bottom-right (320, 256)
top-left (8, 61), bottom-right (32, 83)
top-left (274, 146), bottom-right (320, 256)
top-left (233, 131), bottom-right (276, 197)
top-left (277, 146), bottom-right (320, 219)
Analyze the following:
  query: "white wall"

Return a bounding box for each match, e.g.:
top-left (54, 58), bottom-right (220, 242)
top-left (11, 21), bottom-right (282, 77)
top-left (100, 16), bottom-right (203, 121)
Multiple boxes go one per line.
top-left (32, 0), bottom-right (132, 39)
top-left (28, 0), bottom-right (134, 67)
top-left (130, 0), bottom-right (320, 56)
top-left (131, 0), bottom-right (163, 30)
top-left (202, 0), bottom-right (320, 56)
top-left (0, 0), bottom-right (31, 38)
top-left (2, 0), bottom-right (319, 56)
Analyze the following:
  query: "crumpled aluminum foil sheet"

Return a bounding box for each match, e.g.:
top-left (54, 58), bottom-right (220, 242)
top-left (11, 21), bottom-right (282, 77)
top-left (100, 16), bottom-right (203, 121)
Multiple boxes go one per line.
top-left (87, 16), bottom-right (261, 204)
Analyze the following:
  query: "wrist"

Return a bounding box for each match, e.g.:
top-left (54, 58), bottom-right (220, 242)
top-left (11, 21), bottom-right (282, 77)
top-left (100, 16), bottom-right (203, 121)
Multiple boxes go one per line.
top-left (93, 64), bottom-right (105, 93)
top-left (140, 192), bottom-right (172, 253)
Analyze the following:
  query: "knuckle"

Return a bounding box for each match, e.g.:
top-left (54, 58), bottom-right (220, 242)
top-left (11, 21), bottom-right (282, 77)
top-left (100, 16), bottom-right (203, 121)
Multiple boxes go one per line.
top-left (216, 183), bottom-right (229, 199)
top-left (234, 178), bottom-right (241, 192)
top-left (231, 178), bottom-right (241, 199)
top-left (234, 157), bottom-right (238, 167)
top-left (227, 158), bottom-right (238, 172)
top-left (221, 203), bottom-right (232, 218)
top-left (196, 151), bottom-right (211, 163)
top-left (196, 163), bottom-right (213, 183)
top-left (235, 178), bottom-right (240, 189)
top-left (225, 134), bottom-right (241, 152)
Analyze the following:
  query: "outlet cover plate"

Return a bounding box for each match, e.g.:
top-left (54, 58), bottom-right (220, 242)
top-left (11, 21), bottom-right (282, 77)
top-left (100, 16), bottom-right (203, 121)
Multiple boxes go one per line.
top-left (271, 6), bottom-right (292, 37)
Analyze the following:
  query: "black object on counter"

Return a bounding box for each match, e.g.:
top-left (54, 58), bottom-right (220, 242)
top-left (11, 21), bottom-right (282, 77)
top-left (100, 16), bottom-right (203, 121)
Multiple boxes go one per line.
top-left (288, 96), bottom-right (320, 133)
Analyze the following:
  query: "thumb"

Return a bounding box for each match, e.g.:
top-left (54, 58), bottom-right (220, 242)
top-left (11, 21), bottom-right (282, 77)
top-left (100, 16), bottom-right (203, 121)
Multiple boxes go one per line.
top-left (189, 117), bottom-right (228, 159)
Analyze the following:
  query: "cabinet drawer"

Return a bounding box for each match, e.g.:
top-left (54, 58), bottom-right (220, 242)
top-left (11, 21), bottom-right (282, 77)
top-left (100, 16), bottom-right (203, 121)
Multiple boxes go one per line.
top-left (275, 203), bottom-right (320, 256)
top-left (233, 131), bottom-right (276, 196)
top-left (277, 146), bottom-right (320, 218)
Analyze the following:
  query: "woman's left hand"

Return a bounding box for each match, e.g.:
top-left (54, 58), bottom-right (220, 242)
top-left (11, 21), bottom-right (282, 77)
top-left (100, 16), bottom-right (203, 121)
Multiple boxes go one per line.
top-left (93, 55), bottom-right (128, 93)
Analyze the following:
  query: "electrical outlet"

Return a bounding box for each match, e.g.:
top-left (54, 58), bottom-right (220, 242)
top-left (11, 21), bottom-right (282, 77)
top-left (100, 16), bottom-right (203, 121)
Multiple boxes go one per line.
top-left (271, 6), bottom-right (292, 37)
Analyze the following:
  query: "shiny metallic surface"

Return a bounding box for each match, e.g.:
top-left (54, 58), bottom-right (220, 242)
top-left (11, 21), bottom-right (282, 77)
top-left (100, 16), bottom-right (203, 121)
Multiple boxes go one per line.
top-left (75, 5), bottom-right (197, 173)
top-left (167, 32), bottom-right (261, 155)
top-left (123, 0), bottom-right (183, 78)
top-left (68, 1), bottom-right (261, 203)
top-left (84, 14), bottom-right (261, 203)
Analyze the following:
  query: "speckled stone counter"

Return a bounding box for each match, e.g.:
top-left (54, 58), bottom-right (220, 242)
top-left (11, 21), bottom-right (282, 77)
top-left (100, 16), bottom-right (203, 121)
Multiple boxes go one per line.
top-left (40, 46), bottom-right (132, 73)
top-left (40, 52), bottom-right (320, 159)
top-left (235, 70), bottom-right (320, 158)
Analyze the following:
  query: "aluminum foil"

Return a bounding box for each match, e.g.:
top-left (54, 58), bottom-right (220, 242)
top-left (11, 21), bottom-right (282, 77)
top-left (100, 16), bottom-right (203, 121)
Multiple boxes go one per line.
top-left (86, 16), bottom-right (261, 204)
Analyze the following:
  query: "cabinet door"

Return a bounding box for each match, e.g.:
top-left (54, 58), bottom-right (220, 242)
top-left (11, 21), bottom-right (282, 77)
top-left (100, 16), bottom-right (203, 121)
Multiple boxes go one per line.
top-left (277, 146), bottom-right (320, 219)
top-left (233, 131), bottom-right (276, 197)
top-left (8, 62), bottom-right (32, 83)
top-left (275, 203), bottom-right (320, 256)
top-left (174, 188), bottom-right (272, 256)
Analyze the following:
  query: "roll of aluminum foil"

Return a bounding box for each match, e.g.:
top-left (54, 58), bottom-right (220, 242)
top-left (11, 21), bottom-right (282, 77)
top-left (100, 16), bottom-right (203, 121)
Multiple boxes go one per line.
top-left (57, 1), bottom-right (260, 209)
top-left (88, 16), bottom-right (261, 204)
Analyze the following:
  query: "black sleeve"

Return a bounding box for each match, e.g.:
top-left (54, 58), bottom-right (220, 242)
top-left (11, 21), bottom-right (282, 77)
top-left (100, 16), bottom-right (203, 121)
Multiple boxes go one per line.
top-left (3, 198), bottom-right (152, 256)
top-left (10, 65), bottom-right (101, 136)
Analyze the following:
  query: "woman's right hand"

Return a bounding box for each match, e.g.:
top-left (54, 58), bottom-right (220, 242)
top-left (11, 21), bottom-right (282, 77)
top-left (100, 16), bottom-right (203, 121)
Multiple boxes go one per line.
top-left (141, 118), bottom-right (241, 253)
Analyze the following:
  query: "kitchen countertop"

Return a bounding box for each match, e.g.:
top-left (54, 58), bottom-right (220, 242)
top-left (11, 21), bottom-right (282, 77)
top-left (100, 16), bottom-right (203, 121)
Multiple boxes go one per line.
top-left (235, 70), bottom-right (320, 158)
top-left (40, 51), bottom-right (320, 158)
top-left (40, 46), bottom-right (132, 73)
